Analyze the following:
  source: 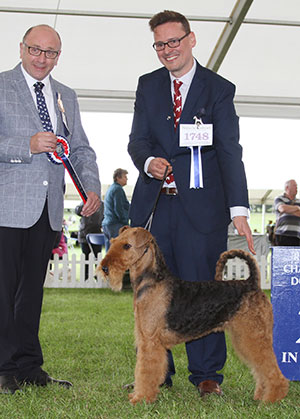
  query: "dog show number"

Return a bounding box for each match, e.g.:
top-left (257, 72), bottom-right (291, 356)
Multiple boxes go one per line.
top-left (179, 123), bottom-right (213, 147)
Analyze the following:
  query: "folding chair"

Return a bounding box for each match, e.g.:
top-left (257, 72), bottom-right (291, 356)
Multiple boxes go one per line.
top-left (86, 233), bottom-right (105, 256)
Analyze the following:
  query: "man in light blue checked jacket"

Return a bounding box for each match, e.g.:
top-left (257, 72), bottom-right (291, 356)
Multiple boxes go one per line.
top-left (0, 24), bottom-right (101, 394)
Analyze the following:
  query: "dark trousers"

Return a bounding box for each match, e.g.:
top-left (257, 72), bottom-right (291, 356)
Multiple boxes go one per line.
top-left (102, 223), bottom-right (124, 252)
top-left (275, 234), bottom-right (300, 246)
top-left (0, 203), bottom-right (57, 377)
top-left (133, 194), bottom-right (227, 386)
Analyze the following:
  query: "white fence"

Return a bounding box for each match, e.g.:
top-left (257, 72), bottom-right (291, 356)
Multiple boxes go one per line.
top-left (45, 254), bottom-right (270, 290)
top-left (45, 253), bottom-right (109, 289)
top-left (223, 256), bottom-right (270, 289)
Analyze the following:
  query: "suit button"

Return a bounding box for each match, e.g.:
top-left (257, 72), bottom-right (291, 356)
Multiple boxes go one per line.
top-left (170, 159), bottom-right (175, 163)
top-left (43, 181), bottom-right (48, 186)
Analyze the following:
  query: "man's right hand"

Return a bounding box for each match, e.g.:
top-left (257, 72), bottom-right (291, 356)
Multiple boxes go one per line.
top-left (147, 157), bottom-right (172, 180)
top-left (30, 132), bottom-right (58, 154)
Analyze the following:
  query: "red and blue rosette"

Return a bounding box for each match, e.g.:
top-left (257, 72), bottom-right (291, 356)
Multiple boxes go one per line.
top-left (48, 135), bottom-right (88, 203)
top-left (47, 136), bottom-right (70, 164)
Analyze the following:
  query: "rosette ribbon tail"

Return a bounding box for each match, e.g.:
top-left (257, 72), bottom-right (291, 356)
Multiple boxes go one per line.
top-left (189, 146), bottom-right (203, 189)
top-left (49, 136), bottom-right (88, 203)
top-left (60, 156), bottom-right (88, 203)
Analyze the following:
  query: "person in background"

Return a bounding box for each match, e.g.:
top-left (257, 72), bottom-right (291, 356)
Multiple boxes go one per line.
top-left (0, 24), bottom-right (101, 394)
top-left (52, 229), bottom-right (68, 259)
top-left (48, 229), bottom-right (68, 277)
top-left (266, 219), bottom-right (276, 245)
top-left (274, 179), bottom-right (300, 246)
top-left (128, 10), bottom-right (254, 397)
top-left (75, 201), bottom-right (104, 279)
top-left (102, 168), bottom-right (130, 251)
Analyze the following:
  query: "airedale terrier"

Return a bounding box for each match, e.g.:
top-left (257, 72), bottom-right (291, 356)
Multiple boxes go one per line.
top-left (99, 226), bottom-right (289, 405)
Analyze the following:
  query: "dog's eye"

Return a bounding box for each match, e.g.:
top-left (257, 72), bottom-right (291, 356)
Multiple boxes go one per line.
top-left (123, 243), bottom-right (132, 250)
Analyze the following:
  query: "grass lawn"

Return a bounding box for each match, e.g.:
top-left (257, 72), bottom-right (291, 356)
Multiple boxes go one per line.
top-left (2, 289), bottom-right (299, 418)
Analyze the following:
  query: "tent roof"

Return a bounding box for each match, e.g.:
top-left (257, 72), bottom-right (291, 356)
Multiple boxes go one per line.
top-left (249, 189), bottom-right (282, 205)
top-left (1, 0), bottom-right (300, 118)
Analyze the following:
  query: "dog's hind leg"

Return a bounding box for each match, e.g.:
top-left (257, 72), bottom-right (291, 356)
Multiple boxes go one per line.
top-left (129, 338), bottom-right (168, 405)
top-left (227, 295), bottom-right (289, 403)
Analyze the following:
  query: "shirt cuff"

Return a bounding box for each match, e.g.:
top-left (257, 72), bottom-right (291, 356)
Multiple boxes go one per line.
top-left (144, 156), bottom-right (155, 177)
top-left (230, 206), bottom-right (249, 220)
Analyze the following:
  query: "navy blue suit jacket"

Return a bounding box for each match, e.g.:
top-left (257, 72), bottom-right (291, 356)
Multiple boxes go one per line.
top-left (128, 61), bottom-right (249, 234)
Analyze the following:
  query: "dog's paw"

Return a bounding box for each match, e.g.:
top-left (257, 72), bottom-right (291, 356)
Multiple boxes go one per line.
top-left (129, 391), bottom-right (157, 405)
top-left (129, 392), bottom-right (140, 405)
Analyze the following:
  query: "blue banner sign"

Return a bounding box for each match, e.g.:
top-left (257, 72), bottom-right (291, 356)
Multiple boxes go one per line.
top-left (271, 246), bottom-right (300, 380)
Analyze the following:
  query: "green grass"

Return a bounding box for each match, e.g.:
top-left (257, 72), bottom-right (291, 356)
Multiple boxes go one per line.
top-left (2, 289), bottom-right (299, 418)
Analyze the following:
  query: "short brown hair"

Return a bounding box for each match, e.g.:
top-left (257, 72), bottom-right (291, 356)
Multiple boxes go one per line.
top-left (149, 10), bottom-right (191, 33)
top-left (113, 168), bottom-right (128, 183)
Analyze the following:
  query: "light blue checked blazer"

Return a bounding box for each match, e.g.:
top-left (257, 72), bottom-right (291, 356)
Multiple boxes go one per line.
top-left (0, 63), bottom-right (101, 231)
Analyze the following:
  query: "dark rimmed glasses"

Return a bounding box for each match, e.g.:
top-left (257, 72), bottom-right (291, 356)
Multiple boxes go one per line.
top-left (152, 32), bottom-right (190, 51)
top-left (23, 42), bottom-right (60, 59)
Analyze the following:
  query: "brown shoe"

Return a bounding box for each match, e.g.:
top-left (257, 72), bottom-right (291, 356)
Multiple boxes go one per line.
top-left (198, 380), bottom-right (223, 397)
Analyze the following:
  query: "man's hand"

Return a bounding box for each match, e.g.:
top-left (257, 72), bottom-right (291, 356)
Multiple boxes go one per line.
top-left (233, 216), bottom-right (256, 255)
top-left (30, 132), bottom-right (58, 154)
top-left (80, 191), bottom-right (101, 217)
top-left (148, 157), bottom-right (172, 180)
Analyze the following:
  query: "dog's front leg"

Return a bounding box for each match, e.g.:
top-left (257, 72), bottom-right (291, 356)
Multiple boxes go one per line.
top-left (129, 339), bottom-right (167, 405)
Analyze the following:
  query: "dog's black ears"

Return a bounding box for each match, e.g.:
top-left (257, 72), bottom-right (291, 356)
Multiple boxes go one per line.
top-left (119, 225), bottom-right (131, 235)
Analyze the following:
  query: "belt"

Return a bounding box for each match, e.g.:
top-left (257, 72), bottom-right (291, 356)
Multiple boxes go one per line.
top-left (161, 187), bottom-right (178, 196)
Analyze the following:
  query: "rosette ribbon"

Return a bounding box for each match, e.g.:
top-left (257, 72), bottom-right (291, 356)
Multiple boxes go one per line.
top-left (189, 146), bottom-right (203, 189)
top-left (48, 136), bottom-right (88, 203)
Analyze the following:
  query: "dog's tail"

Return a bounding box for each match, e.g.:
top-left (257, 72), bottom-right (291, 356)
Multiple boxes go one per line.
top-left (215, 249), bottom-right (261, 288)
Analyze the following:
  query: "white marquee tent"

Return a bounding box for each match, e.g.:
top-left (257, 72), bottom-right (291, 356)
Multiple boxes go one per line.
top-left (1, 0), bottom-right (300, 208)
top-left (1, 0), bottom-right (300, 117)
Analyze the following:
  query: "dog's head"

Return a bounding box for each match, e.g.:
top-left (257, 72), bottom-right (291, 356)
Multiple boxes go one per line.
top-left (98, 226), bottom-right (153, 291)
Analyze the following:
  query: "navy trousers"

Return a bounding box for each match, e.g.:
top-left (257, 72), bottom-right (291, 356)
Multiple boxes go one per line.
top-left (103, 223), bottom-right (125, 251)
top-left (0, 203), bottom-right (57, 378)
top-left (135, 194), bottom-right (227, 386)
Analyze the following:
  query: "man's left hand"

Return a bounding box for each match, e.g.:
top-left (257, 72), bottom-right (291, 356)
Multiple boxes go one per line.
top-left (80, 191), bottom-right (101, 217)
top-left (233, 216), bottom-right (256, 255)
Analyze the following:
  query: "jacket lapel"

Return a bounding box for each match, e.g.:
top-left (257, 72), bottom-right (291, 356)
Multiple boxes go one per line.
top-left (154, 70), bottom-right (176, 153)
top-left (50, 78), bottom-right (69, 138)
top-left (12, 64), bottom-right (43, 131)
top-left (170, 62), bottom-right (207, 154)
top-left (180, 62), bottom-right (206, 124)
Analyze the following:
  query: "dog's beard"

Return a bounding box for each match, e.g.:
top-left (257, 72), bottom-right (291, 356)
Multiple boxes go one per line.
top-left (106, 269), bottom-right (125, 292)
top-left (97, 267), bottom-right (124, 291)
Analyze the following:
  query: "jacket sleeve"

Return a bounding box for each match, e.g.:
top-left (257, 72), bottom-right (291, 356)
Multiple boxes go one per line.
top-left (128, 77), bottom-right (154, 179)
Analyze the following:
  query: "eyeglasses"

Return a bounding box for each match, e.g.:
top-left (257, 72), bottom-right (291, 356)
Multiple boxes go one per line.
top-left (152, 32), bottom-right (190, 51)
top-left (23, 42), bottom-right (60, 59)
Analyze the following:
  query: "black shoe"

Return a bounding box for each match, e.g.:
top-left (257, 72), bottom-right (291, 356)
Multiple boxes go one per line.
top-left (0, 375), bottom-right (21, 394)
top-left (160, 380), bottom-right (172, 389)
top-left (122, 380), bottom-right (172, 391)
top-left (122, 381), bottom-right (135, 390)
top-left (20, 368), bottom-right (72, 388)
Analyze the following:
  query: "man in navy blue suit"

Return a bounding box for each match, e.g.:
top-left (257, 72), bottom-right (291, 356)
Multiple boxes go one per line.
top-left (128, 10), bottom-right (255, 397)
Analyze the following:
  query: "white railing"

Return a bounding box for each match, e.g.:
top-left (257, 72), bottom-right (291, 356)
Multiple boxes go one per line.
top-left (223, 256), bottom-right (270, 289)
top-left (44, 253), bottom-right (109, 289)
top-left (45, 254), bottom-right (270, 290)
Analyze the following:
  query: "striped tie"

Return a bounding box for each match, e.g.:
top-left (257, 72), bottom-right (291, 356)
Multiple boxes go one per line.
top-left (173, 79), bottom-right (183, 130)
